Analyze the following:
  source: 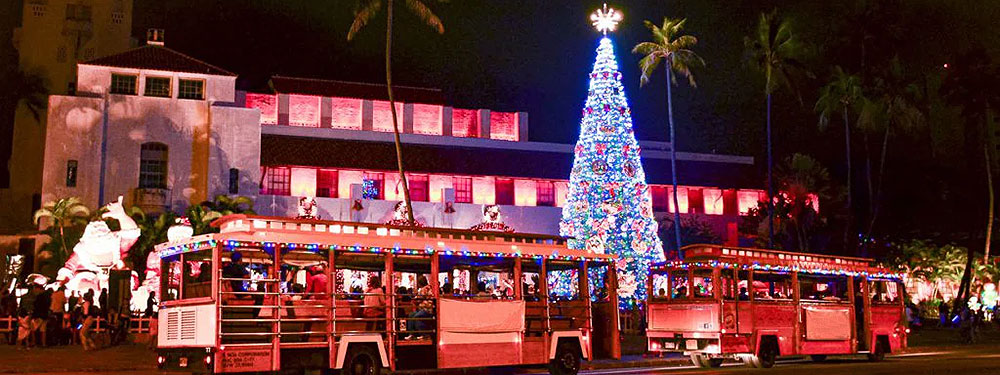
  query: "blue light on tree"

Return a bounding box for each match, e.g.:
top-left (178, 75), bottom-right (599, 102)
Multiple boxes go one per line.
top-left (558, 34), bottom-right (665, 309)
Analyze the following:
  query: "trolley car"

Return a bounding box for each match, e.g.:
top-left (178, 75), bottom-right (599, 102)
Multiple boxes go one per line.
top-left (155, 215), bottom-right (620, 374)
top-left (646, 244), bottom-right (907, 368)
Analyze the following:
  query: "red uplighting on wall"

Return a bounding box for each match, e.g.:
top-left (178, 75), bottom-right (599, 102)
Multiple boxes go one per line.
top-left (452, 109), bottom-right (480, 138)
top-left (289, 95), bottom-right (320, 127)
top-left (372, 100), bottom-right (405, 133)
top-left (412, 104), bottom-right (443, 135)
top-left (330, 97), bottom-right (362, 130)
top-left (489, 112), bottom-right (519, 141)
top-left (246, 93), bottom-right (277, 125)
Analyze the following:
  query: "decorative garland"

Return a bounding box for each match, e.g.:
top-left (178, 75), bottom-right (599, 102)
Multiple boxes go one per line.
top-left (160, 239), bottom-right (610, 263)
top-left (651, 260), bottom-right (904, 280)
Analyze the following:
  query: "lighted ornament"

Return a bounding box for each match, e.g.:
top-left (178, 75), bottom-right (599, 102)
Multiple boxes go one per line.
top-left (167, 217), bottom-right (193, 242)
top-left (297, 196), bottom-right (320, 220)
top-left (386, 201), bottom-right (423, 227)
top-left (470, 204), bottom-right (515, 233)
top-left (558, 15), bottom-right (664, 309)
top-left (590, 3), bottom-right (623, 35)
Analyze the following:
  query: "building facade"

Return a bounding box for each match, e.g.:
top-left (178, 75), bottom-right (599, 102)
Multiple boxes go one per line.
top-left (3, 0), bottom-right (134, 233)
top-left (37, 40), bottom-right (772, 249)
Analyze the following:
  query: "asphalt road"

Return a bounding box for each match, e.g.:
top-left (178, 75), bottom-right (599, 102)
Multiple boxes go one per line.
top-left (574, 348), bottom-right (1000, 375)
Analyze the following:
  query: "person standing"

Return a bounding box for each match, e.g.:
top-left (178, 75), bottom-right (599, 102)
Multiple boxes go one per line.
top-left (80, 294), bottom-right (97, 351)
top-left (31, 287), bottom-right (51, 347)
top-left (98, 289), bottom-right (108, 315)
top-left (307, 265), bottom-right (328, 298)
top-left (49, 286), bottom-right (66, 345)
top-left (145, 291), bottom-right (157, 318)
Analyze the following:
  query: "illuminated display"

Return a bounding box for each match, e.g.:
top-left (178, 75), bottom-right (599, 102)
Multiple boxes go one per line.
top-left (330, 97), bottom-right (363, 130)
top-left (489, 111), bottom-right (519, 141)
top-left (289, 95), bottom-right (320, 127)
top-left (246, 93), bottom-right (277, 124)
top-left (412, 103), bottom-right (443, 135)
top-left (452, 108), bottom-right (480, 138)
top-left (372, 100), bottom-right (405, 133)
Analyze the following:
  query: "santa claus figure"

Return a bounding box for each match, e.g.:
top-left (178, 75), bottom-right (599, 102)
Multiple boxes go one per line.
top-left (57, 196), bottom-right (140, 297)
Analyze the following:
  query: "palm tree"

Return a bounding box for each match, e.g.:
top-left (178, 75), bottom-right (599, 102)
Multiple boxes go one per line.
top-left (33, 197), bottom-right (91, 260)
top-left (186, 204), bottom-right (223, 235)
top-left (857, 57), bottom-right (922, 253)
top-left (128, 207), bottom-right (177, 278)
top-left (941, 47), bottom-right (1000, 304)
top-left (633, 18), bottom-right (704, 254)
top-left (816, 66), bottom-right (863, 252)
top-left (745, 10), bottom-right (808, 249)
top-left (208, 195), bottom-right (256, 215)
top-left (347, 0), bottom-right (445, 226)
top-left (3, 66), bottom-right (48, 123)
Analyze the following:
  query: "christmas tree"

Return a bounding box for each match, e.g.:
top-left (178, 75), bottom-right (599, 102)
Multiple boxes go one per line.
top-left (559, 20), bottom-right (665, 308)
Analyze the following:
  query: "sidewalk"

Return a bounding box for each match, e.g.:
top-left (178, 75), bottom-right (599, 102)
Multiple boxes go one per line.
top-left (0, 344), bottom-right (158, 374)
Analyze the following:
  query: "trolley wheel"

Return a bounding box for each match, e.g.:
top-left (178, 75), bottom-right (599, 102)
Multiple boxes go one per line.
top-left (548, 342), bottom-right (581, 375)
top-left (690, 353), bottom-right (724, 368)
top-left (746, 340), bottom-right (778, 368)
top-left (342, 345), bottom-right (381, 375)
top-left (867, 339), bottom-right (886, 362)
top-left (810, 355), bottom-right (828, 362)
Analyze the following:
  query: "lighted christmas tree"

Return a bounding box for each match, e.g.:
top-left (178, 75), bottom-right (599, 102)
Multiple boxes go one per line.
top-left (559, 5), bottom-right (665, 308)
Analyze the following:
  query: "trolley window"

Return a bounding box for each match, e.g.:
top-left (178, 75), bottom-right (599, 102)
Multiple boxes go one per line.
top-left (692, 269), bottom-right (714, 298)
top-left (799, 274), bottom-right (848, 302)
top-left (547, 260), bottom-right (580, 301)
top-left (721, 269), bottom-right (736, 300)
top-left (441, 255), bottom-right (514, 300)
top-left (869, 278), bottom-right (902, 305)
top-left (752, 271), bottom-right (793, 301)
top-left (161, 248), bottom-right (214, 302)
top-left (670, 270), bottom-right (689, 300)
top-left (588, 262), bottom-right (611, 302)
top-left (651, 271), bottom-right (670, 300)
top-left (737, 270), bottom-right (750, 301)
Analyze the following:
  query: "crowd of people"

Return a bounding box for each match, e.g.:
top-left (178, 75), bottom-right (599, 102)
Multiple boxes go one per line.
top-left (0, 284), bottom-right (157, 351)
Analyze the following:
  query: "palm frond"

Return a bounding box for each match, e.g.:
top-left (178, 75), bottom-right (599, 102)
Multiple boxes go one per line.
top-left (637, 54), bottom-right (662, 87)
top-left (347, 0), bottom-right (383, 41)
top-left (631, 42), bottom-right (661, 57)
top-left (404, 0), bottom-right (444, 34)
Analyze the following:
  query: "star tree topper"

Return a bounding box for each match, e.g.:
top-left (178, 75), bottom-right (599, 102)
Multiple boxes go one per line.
top-left (590, 3), bottom-right (622, 35)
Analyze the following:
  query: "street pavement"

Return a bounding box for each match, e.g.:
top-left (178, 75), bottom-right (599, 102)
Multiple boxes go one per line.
top-left (13, 345), bottom-right (1000, 375)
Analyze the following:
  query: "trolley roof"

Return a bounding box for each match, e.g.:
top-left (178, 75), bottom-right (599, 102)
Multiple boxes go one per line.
top-left (653, 244), bottom-right (902, 279)
top-left (155, 214), bottom-right (616, 262)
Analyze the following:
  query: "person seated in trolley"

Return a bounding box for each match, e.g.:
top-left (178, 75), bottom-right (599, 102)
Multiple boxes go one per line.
top-left (404, 276), bottom-right (434, 340)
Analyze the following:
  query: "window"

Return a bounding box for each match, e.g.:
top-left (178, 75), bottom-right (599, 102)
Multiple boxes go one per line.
top-left (262, 167), bottom-right (291, 196)
top-left (110, 74), bottom-right (137, 95)
top-left (738, 270), bottom-right (750, 300)
top-left (693, 269), bottom-right (714, 298)
top-left (453, 177), bottom-right (472, 203)
top-left (752, 271), bottom-right (794, 301)
top-left (721, 269), bottom-right (736, 300)
top-left (363, 172), bottom-right (384, 200)
top-left (651, 186), bottom-right (668, 212)
top-left (495, 178), bottom-right (514, 205)
top-left (869, 279), bottom-right (902, 305)
top-left (30, 3), bottom-right (45, 17)
top-left (228, 168), bottom-right (239, 194)
top-left (670, 270), bottom-right (689, 299)
top-left (317, 170), bottom-right (338, 198)
top-left (138, 143), bottom-right (168, 189)
top-left (651, 272), bottom-right (669, 300)
top-left (56, 46), bottom-right (66, 63)
top-left (144, 77), bottom-right (171, 97)
top-left (112, 11), bottom-right (124, 24)
top-left (65, 160), bottom-right (78, 187)
top-left (799, 274), bottom-right (848, 302)
top-left (408, 175), bottom-right (429, 202)
top-left (178, 79), bottom-right (204, 100)
top-left (536, 181), bottom-right (555, 207)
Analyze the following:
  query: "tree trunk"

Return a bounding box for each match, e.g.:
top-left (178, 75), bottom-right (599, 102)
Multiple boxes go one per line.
top-left (385, 0), bottom-right (415, 225)
top-left (766, 90), bottom-right (775, 249)
top-left (843, 107), bottom-right (853, 254)
top-left (864, 125), bottom-right (890, 254)
top-left (985, 108), bottom-right (995, 262)
top-left (665, 60), bottom-right (683, 255)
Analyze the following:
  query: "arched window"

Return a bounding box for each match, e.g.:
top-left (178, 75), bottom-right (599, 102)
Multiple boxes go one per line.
top-left (139, 142), bottom-right (168, 189)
